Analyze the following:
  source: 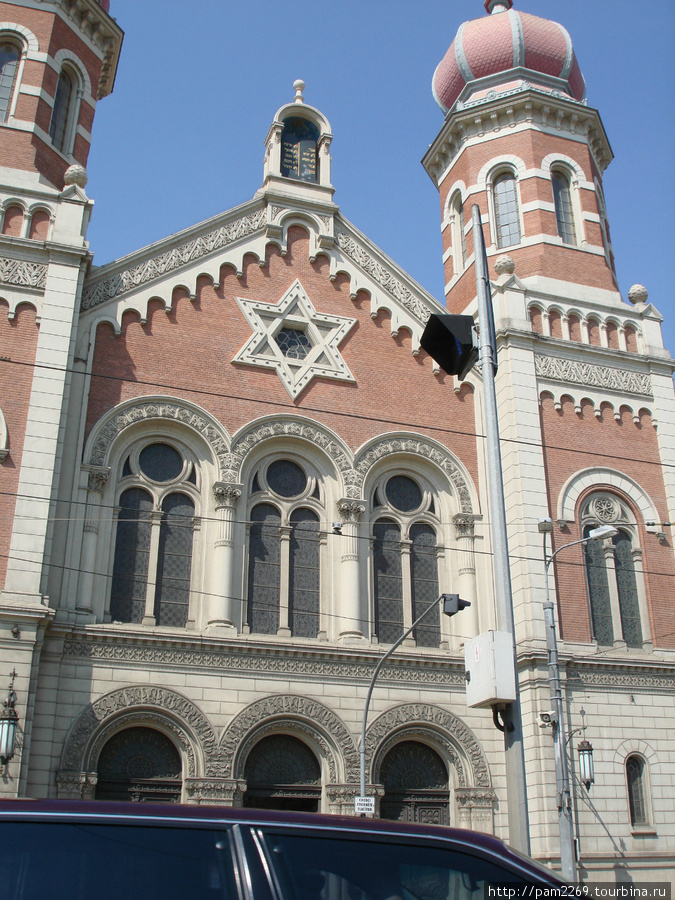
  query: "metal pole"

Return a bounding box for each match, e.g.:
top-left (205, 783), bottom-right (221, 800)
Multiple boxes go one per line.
top-left (471, 205), bottom-right (530, 854)
top-left (542, 533), bottom-right (598, 883)
top-left (360, 594), bottom-right (445, 798)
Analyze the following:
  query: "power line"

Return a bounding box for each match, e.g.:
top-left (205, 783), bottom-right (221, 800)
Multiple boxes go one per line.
top-left (1, 354), bottom-right (673, 472)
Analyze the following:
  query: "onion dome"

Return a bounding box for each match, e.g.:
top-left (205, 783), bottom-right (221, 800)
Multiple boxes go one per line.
top-left (433, 0), bottom-right (585, 114)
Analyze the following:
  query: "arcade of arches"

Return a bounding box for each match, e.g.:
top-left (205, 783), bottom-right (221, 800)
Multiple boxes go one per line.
top-left (93, 727), bottom-right (451, 820)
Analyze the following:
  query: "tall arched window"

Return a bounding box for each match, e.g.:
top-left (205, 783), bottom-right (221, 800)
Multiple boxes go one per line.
top-left (49, 67), bottom-right (75, 153)
top-left (109, 442), bottom-right (197, 628)
top-left (0, 42), bottom-right (20, 122)
top-left (372, 473), bottom-right (440, 647)
top-left (450, 191), bottom-right (467, 273)
top-left (246, 458), bottom-right (322, 637)
top-left (551, 169), bottom-right (577, 245)
top-left (493, 172), bottom-right (521, 248)
top-left (581, 494), bottom-right (645, 648)
top-left (626, 755), bottom-right (650, 828)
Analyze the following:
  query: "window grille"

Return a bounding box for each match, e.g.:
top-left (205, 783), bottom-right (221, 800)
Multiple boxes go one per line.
top-left (0, 43), bottom-right (19, 122)
top-left (493, 173), bottom-right (521, 248)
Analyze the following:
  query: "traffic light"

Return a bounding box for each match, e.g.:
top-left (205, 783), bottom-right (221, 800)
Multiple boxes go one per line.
top-left (420, 313), bottom-right (479, 380)
top-left (441, 593), bottom-right (471, 617)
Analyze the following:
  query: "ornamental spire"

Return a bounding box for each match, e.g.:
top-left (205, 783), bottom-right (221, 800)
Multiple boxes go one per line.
top-left (484, 0), bottom-right (513, 13)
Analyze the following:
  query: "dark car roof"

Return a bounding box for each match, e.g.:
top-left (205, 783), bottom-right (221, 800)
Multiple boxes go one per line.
top-left (0, 798), bottom-right (562, 882)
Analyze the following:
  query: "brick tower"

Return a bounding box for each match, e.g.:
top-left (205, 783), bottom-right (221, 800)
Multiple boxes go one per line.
top-left (0, 0), bottom-right (122, 795)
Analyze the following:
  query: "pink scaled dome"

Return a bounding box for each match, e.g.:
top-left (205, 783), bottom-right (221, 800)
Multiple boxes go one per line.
top-left (432, 0), bottom-right (585, 113)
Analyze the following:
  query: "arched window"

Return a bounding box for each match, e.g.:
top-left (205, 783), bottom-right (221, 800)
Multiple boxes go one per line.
top-left (0, 41), bottom-right (20, 122)
top-left (372, 473), bottom-right (440, 647)
top-left (280, 116), bottom-right (319, 182)
top-left (626, 755), bottom-right (650, 828)
top-left (450, 191), bottom-right (467, 273)
top-left (493, 172), bottom-right (521, 248)
top-left (581, 494), bottom-right (645, 648)
top-left (246, 458), bottom-right (322, 637)
top-left (49, 67), bottom-right (76, 153)
top-left (243, 735), bottom-right (321, 811)
top-left (380, 741), bottom-right (449, 825)
top-left (109, 442), bottom-right (197, 628)
top-left (551, 169), bottom-right (576, 245)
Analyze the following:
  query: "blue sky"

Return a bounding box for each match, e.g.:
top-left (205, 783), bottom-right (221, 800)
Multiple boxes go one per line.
top-left (86, 0), bottom-right (675, 360)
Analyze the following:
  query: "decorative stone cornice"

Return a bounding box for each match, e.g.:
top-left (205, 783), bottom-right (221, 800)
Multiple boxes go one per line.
top-left (0, 257), bottom-right (47, 290)
top-left (423, 87), bottom-right (612, 185)
top-left (335, 226), bottom-right (432, 324)
top-left (50, 0), bottom-right (123, 98)
top-left (535, 354), bottom-right (652, 397)
top-left (62, 635), bottom-right (467, 687)
top-left (81, 207), bottom-right (266, 309)
top-left (566, 665), bottom-right (675, 693)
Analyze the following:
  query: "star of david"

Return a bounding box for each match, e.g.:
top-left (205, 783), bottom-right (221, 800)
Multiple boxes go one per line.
top-left (233, 279), bottom-right (357, 399)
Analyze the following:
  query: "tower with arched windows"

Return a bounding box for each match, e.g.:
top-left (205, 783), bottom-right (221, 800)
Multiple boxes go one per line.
top-left (0, 0), bottom-right (674, 886)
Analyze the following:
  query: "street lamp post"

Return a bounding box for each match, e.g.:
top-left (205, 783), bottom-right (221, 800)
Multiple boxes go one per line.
top-left (538, 520), bottom-right (617, 882)
top-left (359, 593), bottom-right (469, 802)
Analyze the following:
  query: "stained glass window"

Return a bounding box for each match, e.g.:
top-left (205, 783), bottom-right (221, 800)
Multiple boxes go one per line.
top-left (493, 172), bottom-right (521, 248)
top-left (386, 475), bottom-right (422, 513)
top-left (626, 755), bottom-right (648, 827)
top-left (139, 443), bottom-right (183, 482)
top-left (411, 524), bottom-right (440, 648)
top-left (583, 527), bottom-right (614, 645)
top-left (552, 171), bottom-right (576, 245)
top-left (374, 518), bottom-right (403, 644)
top-left (267, 459), bottom-right (307, 498)
top-left (155, 493), bottom-right (194, 627)
top-left (276, 327), bottom-right (312, 360)
top-left (110, 488), bottom-right (153, 624)
top-left (289, 509), bottom-right (320, 638)
top-left (247, 504), bottom-right (281, 634)
top-left (49, 68), bottom-right (74, 152)
top-left (613, 531), bottom-right (642, 647)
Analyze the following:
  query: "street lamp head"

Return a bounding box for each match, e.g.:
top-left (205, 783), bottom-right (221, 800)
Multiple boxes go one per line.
top-left (537, 517), bottom-right (554, 534)
top-left (578, 739), bottom-right (594, 791)
top-left (440, 594), bottom-right (470, 617)
top-left (588, 525), bottom-right (619, 541)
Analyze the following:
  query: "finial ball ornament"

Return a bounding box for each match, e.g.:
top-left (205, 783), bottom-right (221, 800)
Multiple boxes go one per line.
top-left (64, 164), bottom-right (88, 188)
top-left (293, 79), bottom-right (305, 103)
top-left (627, 284), bottom-right (648, 305)
top-left (494, 255), bottom-right (515, 276)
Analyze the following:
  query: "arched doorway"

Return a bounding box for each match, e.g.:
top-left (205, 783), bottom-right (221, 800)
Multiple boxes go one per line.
top-left (380, 741), bottom-right (449, 825)
top-left (95, 726), bottom-right (182, 803)
top-left (243, 734), bottom-right (321, 812)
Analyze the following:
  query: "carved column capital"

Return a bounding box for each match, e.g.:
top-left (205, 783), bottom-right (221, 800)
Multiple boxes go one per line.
top-left (337, 499), bottom-right (366, 524)
top-left (213, 482), bottom-right (243, 509)
top-left (453, 513), bottom-right (478, 540)
top-left (84, 466), bottom-right (110, 494)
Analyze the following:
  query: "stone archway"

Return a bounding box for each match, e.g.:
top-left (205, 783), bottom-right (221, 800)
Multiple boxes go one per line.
top-left (95, 726), bottom-right (182, 803)
top-left (379, 740), bottom-right (450, 825)
top-left (242, 734), bottom-right (322, 812)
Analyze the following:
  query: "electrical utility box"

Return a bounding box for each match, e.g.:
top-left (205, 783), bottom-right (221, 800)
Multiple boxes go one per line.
top-left (464, 631), bottom-right (517, 708)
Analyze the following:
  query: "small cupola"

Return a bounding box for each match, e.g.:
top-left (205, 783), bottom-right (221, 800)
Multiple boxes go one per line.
top-left (262, 80), bottom-right (334, 202)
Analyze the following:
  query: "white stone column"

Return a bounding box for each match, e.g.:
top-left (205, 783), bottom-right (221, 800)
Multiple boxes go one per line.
top-left (277, 525), bottom-right (292, 636)
top-left (205, 483), bottom-right (242, 634)
top-left (453, 514), bottom-right (479, 638)
top-left (337, 500), bottom-right (366, 642)
top-left (400, 538), bottom-right (414, 646)
top-left (77, 467), bottom-right (110, 618)
top-left (631, 547), bottom-right (652, 650)
top-left (142, 510), bottom-right (163, 626)
top-left (602, 542), bottom-right (623, 647)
